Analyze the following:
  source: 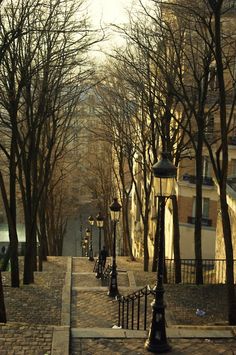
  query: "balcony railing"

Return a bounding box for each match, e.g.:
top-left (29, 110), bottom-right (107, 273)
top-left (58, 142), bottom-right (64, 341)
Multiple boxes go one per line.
top-left (187, 216), bottom-right (212, 227)
top-left (183, 174), bottom-right (214, 186)
top-left (228, 136), bottom-right (236, 145)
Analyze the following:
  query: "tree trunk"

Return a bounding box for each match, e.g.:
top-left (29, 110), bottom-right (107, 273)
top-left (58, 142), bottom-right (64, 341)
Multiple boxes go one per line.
top-left (152, 198), bottom-right (160, 272)
top-left (38, 200), bottom-right (48, 261)
top-left (172, 195), bottom-right (181, 283)
top-left (123, 194), bottom-right (135, 261)
top-left (23, 217), bottom-right (37, 284)
top-left (143, 217), bottom-right (149, 271)
top-left (9, 140), bottom-right (20, 287)
top-left (194, 137), bottom-right (203, 284)
top-left (213, 4), bottom-right (236, 324)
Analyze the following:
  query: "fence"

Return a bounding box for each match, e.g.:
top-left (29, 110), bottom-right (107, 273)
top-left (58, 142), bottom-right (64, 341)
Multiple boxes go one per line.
top-left (165, 259), bottom-right (236, 284)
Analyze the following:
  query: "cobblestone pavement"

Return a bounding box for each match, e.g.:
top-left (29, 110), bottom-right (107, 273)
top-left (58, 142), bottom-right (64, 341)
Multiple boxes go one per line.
top-left (73, 257), bottom-right (229, 327)
top-left (2, 257), bottom-right (67, 325)
top-left (0, 323), bottom-right (54, 355)
top-left (71, 338), bottom-right (236, 355)
top-left (1, 256), bottom-right (236, 355)
top-left (70, 257), bottom-right (236, 354)
top-left (1, 257), bottom-right (68, 354)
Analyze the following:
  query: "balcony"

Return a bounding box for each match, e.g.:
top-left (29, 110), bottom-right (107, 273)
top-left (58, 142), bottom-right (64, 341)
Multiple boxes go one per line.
top-left (228, 136), bottom-right (236, 146)
top-left (182, 174), bottom-right (214, 186)
top-left (187, 216), bottom-right (212, 227)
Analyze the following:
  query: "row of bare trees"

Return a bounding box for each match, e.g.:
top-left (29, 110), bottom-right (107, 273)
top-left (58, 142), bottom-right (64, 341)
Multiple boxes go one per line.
top-left (0, 0), bottom-right (101, 322)
top-left (92, 0), bottom-right (236, 324)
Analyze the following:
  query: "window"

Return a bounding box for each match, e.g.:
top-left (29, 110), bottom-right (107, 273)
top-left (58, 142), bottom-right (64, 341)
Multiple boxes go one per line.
top-left (205, 113), bottom-right (214, 136)
top-left (192, 197), bottom-right (210, 218)
top-left (209, 65), bottom-right (217, 90)
top-left (231, 159), bottom-right (236, 176)
top-left (203, 156), bottom-right (211, 177)
top-left (233, 113), bottom-right (236, 137)
top-left (202, 198), bottom-right (210, 218)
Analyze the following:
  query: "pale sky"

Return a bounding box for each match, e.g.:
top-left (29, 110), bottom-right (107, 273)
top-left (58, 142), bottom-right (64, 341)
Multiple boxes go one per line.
top-left (89, 0), bottom-right (132, 26)
top-left (88, 0), bottom-right (135, 60)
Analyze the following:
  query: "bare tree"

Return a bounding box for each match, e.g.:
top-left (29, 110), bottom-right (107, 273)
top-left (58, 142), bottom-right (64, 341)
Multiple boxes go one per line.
top-left (147, 0), bottom-right (236, 323)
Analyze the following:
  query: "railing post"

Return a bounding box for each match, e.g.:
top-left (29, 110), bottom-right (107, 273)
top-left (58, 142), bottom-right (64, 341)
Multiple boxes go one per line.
top-left (118, 298), bottom-right (121, 327)
top-left (144, 286), bottom-right (148, 330)
top-left (126, 299), bottom-right (129, 329)
top-left (131, 298), bottom-right (134, 330)
top-left (137, 294), bottom-right (140, 330)
top-left (121, 297), bottom-right (125, 329)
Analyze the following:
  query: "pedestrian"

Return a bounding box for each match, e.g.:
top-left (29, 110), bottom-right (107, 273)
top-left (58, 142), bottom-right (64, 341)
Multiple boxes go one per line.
top-left (100, 246), bottom-right (108, 268)
top-left (0, 245), bottom-right (6, 269)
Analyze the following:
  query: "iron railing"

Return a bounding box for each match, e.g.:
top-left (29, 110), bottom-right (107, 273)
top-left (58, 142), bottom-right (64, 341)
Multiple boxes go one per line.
top-left (93, 258), bottom-right (98, 273)
top-left (117, 259), bottom-right (235, 331)
top-left (101, 264), bottom-right (112, 286)
top-left (165, 259), bottom-right (236, 284)
top-left (117, 285), bottom-right (154, 330)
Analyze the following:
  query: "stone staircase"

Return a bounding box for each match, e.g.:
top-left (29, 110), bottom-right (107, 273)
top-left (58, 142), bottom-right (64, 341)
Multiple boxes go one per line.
top-left (57, 257), bottom-right (236, 355)
top-left (69, 257), bottom-right (145, 354)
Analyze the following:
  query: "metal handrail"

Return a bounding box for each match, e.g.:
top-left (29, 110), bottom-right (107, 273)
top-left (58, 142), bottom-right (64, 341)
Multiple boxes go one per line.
top-left (93, 258), bottom-right (98, 273)
top-left (117, 285), bottom-right (154, 330)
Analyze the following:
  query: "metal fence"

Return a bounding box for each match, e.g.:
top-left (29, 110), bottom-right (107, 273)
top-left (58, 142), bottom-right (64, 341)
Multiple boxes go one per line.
top-left (165, 259), bottom-right (236, 284)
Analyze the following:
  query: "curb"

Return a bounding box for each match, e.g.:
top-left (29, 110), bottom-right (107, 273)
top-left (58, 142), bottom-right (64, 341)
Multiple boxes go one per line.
top-left (71, 326), bottom-right (236, 339)
top-left (52, 257), bottom-right (72, 355)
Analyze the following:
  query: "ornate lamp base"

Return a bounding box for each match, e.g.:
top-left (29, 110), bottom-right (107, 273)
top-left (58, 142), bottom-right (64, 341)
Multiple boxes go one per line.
top-left (145, 298), bottom-right (171, 353)
top-left (145, 339), bottom-right (171, 353)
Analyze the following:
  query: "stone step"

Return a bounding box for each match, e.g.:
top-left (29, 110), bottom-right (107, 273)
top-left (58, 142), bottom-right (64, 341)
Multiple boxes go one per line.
top-left (71, 327), bottom-right (147, 339)
top-left (71, 326), bottom-right (236, 339)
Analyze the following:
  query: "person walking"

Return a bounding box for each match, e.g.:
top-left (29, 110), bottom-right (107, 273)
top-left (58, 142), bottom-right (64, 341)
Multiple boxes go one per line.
top-left (100, 246), bottom-right (108, 269)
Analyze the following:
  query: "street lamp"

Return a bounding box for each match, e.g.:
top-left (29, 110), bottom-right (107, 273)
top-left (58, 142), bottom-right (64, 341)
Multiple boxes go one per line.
top-left (88, 215), bottom-right (94, 261)
top-left (107, 197), bottom-right (121, 298)
top-left (145, 152), bottom-right (177, 353)
top-left (96, 212), bottom-right (104, 278)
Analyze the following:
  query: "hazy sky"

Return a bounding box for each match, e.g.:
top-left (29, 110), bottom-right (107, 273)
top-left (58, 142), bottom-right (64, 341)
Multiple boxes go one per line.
top-left (89, 0), bottom-right (132, 26)
top-left (88, 0), bottom-right (135, 59)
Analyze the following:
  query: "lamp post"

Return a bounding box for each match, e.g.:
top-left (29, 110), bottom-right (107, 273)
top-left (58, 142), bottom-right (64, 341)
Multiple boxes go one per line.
top-left (145, 152), bottom-right (177, 353)
top-left (96, 212), bottom-right (104, 278)
top-left (88, 215), bottom-right (94, 261)
top-left (107, 197), bottom-right (121, 298)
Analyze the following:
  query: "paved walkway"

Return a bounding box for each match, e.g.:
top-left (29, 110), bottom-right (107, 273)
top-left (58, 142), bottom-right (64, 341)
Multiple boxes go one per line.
top-left (70, 257), bottom-right (236, 354)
